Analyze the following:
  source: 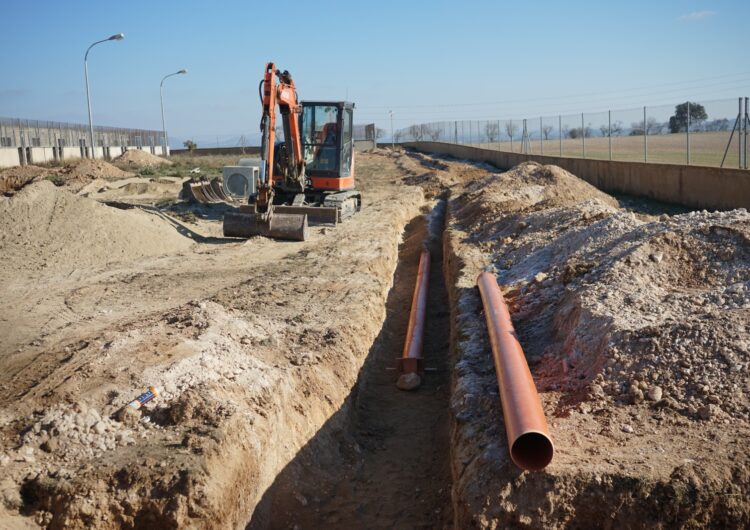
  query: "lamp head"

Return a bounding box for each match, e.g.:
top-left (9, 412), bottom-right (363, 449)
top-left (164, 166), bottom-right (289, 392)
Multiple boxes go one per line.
top-left (109, 33), bottom-right (125, 41)
top-left (178, 69), bottom-right (188, 74)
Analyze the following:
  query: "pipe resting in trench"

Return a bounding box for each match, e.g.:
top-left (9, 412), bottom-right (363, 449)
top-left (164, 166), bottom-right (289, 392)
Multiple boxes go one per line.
top-left (476, 272), bottom-right (554, 471)
top-left (396, 249), bottom-right (430, 389)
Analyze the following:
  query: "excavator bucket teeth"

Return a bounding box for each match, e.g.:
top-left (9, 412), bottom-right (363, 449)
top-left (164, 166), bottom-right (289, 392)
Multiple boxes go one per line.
top-left (183, 177), bottom-right (232, 204)
top-left (223, 212), bottom-right (308, 241)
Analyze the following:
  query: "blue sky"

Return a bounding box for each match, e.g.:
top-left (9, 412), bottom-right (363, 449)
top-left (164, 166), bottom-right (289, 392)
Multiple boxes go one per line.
top-left (1, 0), bottom-right (748, 146)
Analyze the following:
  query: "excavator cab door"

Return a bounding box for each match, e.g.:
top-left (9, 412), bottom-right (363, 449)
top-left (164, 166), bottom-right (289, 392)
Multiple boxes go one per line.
top-left (301, 101), bottom-right (355, 190)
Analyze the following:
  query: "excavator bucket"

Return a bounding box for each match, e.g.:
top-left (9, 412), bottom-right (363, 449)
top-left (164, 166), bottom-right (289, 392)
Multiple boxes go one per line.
top-left (223, 211), bottom-right (308, 241)
top-left (236, 203), bottom-right (338, 225)
top-left (182, 177), bottom-right (232, 204)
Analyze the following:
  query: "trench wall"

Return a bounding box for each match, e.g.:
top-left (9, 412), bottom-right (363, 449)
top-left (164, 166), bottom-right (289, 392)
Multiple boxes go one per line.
top-left (404, 141), bottom-right (750, 210)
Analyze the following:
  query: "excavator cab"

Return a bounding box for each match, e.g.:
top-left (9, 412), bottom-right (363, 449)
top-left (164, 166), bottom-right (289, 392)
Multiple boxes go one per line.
top-left (301, 101), bottom-right (355, 190)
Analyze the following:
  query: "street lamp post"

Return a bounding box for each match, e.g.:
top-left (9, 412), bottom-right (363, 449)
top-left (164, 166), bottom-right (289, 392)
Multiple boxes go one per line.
top-left (84, 33), bottom-right (124, 158)
top-left (160, 69), bottom-right (188, 156)
top-left (389, 110), bottom-right (394, 149)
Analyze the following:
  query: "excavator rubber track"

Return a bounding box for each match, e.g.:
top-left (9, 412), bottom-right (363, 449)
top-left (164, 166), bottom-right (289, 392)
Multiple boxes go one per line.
top-left (322, 190), bottom-right (362, 221)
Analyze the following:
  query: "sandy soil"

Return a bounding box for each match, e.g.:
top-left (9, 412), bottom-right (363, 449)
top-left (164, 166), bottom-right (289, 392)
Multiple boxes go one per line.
top-left (0, 151), bottom-right (429, 528)
top-left (395, 150), bottom-right (750, 528)
top-left (1, 147), bottom-right (748, 529)
top-left (114, 150), bottom-right (174, 169)
top-left (0, 160), bottom-right (134, 195)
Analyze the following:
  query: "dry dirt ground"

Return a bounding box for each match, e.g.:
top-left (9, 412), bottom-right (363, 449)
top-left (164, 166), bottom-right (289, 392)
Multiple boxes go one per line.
top-left (1, 148), bottom-right (748, 529)
top-left (393, 150), bottom-right (750, 528)
top-left (0, 151), bottom-right (455, 529)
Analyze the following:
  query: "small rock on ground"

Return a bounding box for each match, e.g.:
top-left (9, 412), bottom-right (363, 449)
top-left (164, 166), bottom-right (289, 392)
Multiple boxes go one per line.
top-left (396, 372), bottom-right (421, 391)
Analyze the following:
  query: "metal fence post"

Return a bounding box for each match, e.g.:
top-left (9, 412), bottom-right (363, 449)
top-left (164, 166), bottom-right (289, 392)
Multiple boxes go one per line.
top-left (643, 106), bottom-right (648, 162)
top-left (20, 129), bottom-right (27, 166)
top-left (581, 112), bottom-right (585, 158)
top-left (540, 117), bottom-right (543, 155)
top-left (687, 102), bottom-right (691, 165)
top-left (740, 97), bottom-right (744, 168)
top-left (454, 121), bottom-right (457, 144)
top-left (510, 119), bottom-right (513, 152)
top-left (558, 115), bottom-right (562, 155)
top-left (745, 97), bottom-right (749, 169)
top-left (608, 109), bottom-right (612, 160)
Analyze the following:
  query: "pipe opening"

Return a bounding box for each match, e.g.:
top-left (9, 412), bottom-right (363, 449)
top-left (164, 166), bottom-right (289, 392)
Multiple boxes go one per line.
top-left (511, 432), bottom-right (554, 471)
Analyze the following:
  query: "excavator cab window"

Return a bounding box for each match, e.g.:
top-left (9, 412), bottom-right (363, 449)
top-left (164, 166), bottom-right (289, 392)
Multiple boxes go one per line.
top-left (302, 104), bottom-right (340, 173)
top-left (340, 107), bottom-right (353, 177)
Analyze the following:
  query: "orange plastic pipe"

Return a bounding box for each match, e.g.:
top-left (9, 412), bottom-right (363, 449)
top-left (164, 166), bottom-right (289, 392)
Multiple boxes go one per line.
top-left (399, 249), bottom-right (430, 375)
top-left (476, 272), bottom-right (554, 471)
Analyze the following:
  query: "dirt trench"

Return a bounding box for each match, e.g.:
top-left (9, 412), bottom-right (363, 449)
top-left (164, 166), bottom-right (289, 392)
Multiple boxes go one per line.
top-left (246, 197), bottom-right (453, 529)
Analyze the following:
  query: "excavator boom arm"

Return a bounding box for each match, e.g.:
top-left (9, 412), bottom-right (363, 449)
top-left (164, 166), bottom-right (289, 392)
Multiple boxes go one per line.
top-left (258, 62), bottom-right (304, 212)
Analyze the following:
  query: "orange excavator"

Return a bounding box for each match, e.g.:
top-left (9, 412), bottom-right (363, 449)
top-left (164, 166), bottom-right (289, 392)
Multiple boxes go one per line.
top-left (223, 62), bottom-right (362, 241)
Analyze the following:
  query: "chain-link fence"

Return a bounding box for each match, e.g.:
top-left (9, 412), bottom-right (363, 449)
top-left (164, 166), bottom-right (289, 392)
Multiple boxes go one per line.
top-left (354, 123), bottom-right (376, 141)
top-left (395, 97), bottom-right (750, 169)
top-left (0, 117), bottom-right (163, 149)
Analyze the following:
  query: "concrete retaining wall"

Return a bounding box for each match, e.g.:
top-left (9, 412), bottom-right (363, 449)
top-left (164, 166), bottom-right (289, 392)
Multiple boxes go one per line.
top-left (404, 141), bottom-right (750, 211)
top-left (354, 139), bottom-right (376, 151)
top-left (29, 147), bottom-right (55, 164)
top-left (0, 148), bottom-right (20, 168)
top-left (107, 146), bottom-right (123, 159)
top-left (0, 144), bottom-right (169, 169)
top-left (61, 147), bottom-right (84, 161)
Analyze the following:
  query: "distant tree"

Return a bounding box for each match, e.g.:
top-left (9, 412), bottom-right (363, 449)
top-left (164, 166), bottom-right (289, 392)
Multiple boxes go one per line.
top-left (422, 125), bottom-right (442, 141)
top-left (504, 121), bottom-right (519, 141)
top-left (183, 140), bottom-right (197, 151)
top-left (485, 122), bottom-right (500, 142)
top-left (598, 121), bottom-right (624, 137)
top-left (629, 117), bottom-right (665, 136)
top-left (394, 130), bottom-right (404, 143)
top-left (669, 102), bottom-right (708, 133)
top-left (704, 118), bottom-right (730, 132)
top-left (375, 128), bottom-right (387, 140)
top-left (542, 125), bottom-right (554, 140)
top-left (567, 125), bottom-right (593, 139)
top-left (408, 124), bottom-right (423, 141)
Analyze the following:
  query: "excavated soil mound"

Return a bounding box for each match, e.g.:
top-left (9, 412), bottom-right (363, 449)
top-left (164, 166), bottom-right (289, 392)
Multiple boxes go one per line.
top-left (0, 165), bottom-right (52, 194)
top-left (430, 156), bottom-right (750, 528)
top-left (77, 176), bottom-right (186, 202)
top-left (1, 160), bottom-right (133, 195)
top-left (115, 150), bottom-right (173, 169)
top-left (58, 159), bottom-right (132, 189)
top-left (0, 180), bottom-right (193, 276)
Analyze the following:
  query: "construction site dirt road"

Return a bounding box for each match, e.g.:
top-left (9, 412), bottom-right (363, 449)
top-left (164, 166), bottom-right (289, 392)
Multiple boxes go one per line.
top-left (0, 149), bottom-right (748, 529)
